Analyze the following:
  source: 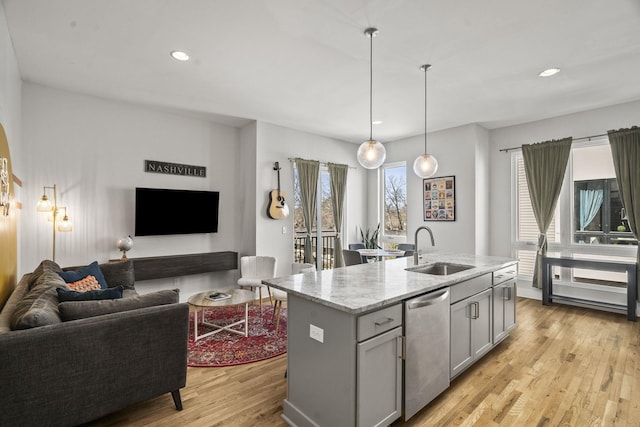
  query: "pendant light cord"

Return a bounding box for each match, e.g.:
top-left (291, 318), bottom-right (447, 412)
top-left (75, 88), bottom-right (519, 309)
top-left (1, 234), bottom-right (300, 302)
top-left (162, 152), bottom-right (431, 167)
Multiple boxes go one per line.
top-left (424, 65), bottom-right (429, 154)
top-left (369, 30), bottom-right (373, 141)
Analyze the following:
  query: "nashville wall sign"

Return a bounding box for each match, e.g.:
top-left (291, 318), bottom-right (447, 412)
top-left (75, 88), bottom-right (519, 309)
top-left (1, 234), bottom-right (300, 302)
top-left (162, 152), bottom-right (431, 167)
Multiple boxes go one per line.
top-left (144, 160), bottom-right (206, 178)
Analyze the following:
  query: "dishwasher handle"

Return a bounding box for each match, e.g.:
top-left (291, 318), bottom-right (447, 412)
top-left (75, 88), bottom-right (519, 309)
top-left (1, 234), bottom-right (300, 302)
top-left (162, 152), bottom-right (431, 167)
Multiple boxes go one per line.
top-left (407, 289), bottom-right (449, 310)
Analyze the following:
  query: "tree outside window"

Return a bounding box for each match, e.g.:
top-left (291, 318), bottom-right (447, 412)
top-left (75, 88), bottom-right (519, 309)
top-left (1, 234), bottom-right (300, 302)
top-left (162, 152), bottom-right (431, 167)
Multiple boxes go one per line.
top-left (382, 164), bottom-right (407, 247)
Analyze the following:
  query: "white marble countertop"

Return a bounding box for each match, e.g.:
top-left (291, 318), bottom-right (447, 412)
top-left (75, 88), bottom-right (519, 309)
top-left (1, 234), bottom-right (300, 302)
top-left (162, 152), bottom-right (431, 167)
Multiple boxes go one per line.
top-left (263, 252), bottom-right (517, 314)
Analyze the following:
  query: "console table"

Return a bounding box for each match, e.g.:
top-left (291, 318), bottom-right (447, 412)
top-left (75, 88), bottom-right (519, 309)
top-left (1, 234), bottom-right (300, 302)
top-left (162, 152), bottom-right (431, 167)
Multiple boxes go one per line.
top-left (541, 255), bottom-right (637, 321)
top-left (112, 251), bottom-right (238, 281)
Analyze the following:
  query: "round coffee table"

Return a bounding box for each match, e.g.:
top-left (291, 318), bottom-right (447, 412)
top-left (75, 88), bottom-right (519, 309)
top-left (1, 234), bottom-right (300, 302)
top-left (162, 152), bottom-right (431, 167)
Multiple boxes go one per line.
top-left (187, 288), bottom-right (255, 341)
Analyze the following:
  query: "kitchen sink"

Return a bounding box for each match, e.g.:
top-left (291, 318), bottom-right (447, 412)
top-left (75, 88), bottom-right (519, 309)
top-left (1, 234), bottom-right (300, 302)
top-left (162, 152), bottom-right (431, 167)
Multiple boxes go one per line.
top-left (405, 262), bottom-right (474, 276)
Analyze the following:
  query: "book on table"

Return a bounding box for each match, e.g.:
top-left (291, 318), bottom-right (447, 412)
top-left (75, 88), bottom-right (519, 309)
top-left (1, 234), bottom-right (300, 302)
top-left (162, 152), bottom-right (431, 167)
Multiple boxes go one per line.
top-left (206, 292), bottom-right (231, 301)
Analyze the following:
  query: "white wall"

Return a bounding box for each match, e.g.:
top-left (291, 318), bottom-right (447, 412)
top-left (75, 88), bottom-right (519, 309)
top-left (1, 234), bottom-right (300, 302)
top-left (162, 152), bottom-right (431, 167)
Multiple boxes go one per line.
top-left (383, 124), bottom-right (489, 255)
top-left (474, 125), bottom-right (490, 255)
top-left (0, 3), bottom-right (21, 167)
top-left (238, 122), bottom-right (257, 257)
top-left (254, 122), bottom-right (367, 277)
top-left (21, 83), bottom-right (243, 300)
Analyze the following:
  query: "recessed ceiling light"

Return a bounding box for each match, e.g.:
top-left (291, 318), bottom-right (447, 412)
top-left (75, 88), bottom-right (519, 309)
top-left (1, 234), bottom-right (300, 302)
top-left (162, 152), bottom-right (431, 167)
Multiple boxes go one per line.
top-left (170, 51), bottom-right (190, 61)
top-left (538, 68), bottom-right (560, 77)
top-left (372, 120), bottom-right (383, 125)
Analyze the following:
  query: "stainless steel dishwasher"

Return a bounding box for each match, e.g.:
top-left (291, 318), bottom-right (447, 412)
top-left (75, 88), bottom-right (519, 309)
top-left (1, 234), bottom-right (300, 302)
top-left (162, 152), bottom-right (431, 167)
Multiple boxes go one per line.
top-left (404, 288), bottom-right (451, 420)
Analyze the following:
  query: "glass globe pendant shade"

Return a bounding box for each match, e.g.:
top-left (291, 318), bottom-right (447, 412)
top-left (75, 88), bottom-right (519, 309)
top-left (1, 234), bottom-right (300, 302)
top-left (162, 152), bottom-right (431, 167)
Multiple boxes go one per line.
top-left (413, 153), bottom-right (438, 178)
top-left (357, 139), bottom-right (386, 169)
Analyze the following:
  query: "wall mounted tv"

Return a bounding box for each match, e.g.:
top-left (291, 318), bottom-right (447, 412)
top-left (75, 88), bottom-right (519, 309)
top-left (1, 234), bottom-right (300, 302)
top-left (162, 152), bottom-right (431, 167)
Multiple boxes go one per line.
top-left (135, 187), bottom-right (219, 236)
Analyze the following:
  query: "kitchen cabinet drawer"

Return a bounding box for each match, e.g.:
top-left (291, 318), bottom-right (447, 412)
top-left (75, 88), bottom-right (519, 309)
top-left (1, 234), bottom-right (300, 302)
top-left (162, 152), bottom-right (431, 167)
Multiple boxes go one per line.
top-left (357, 303), bottom-right (402, 342)
top-left (450, 273), bottom-right (492, 304)
top-left (493, 264), bottom-right (517, 285)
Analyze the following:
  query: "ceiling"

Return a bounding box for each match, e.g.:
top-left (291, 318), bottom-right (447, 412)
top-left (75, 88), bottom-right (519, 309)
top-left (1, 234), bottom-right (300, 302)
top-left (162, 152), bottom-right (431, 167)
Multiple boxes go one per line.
top-left (3, 0), bottom-right (640, 143)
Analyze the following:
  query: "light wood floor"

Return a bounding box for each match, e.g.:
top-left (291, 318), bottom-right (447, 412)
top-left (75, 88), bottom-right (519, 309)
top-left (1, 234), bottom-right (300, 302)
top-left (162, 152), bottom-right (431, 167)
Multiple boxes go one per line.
top-left (87, 298), bottom-right (640, 426)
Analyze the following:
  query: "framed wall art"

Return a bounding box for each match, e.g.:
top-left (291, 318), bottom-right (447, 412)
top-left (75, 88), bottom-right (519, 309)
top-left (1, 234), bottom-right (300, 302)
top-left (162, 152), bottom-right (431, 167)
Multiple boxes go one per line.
top-left (423, 175), bottom-right (455, 221)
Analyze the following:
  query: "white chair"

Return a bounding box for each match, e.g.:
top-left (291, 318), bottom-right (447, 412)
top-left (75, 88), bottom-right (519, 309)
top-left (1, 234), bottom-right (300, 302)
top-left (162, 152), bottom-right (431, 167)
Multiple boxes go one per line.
top-left (237, 256), bottom-right (277, 311)
top-left (292, 262), bottom-right (316, 274)
top-left (272, 263), bottom-right (316, 332)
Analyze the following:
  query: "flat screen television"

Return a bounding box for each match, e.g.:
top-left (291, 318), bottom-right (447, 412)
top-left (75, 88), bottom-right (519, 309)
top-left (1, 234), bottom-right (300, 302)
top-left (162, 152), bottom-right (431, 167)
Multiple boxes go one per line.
top-left (135, 187), bottom-right (220, 236)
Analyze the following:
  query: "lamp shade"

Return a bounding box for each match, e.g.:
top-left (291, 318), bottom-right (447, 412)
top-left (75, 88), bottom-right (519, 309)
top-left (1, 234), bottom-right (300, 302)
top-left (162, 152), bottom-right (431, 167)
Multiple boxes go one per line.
top-left (357, 139), bottom-right (386, 169)
top-left (57, 216), bottom-right (73, 232)
top-left (413, 153), bottom-right (438, 178)
top-left (36, 195), bottom-right (52, 212)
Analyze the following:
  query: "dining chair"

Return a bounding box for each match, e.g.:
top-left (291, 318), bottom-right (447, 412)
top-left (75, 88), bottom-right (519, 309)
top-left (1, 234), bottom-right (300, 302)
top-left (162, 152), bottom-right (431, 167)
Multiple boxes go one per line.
top-left (237, 256), bottom-right (277, 311)
top-left (348, 243), bottom-right (367, 262)
top-left (271, 262), bottom-right (316, 333)
top-left (397, 243), bottom-right (416, 258)
top-left (343, 249), bottom-right (365, 266)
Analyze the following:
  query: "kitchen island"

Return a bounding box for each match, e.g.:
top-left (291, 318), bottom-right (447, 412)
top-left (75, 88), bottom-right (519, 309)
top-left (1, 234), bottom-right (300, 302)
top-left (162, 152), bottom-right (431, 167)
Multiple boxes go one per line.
top-left (264, 252), bottom-right (517, 427)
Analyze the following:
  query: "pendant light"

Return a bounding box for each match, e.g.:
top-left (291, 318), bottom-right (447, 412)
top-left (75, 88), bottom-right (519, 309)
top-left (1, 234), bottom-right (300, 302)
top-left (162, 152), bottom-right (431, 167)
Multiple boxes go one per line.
top-left (413, 64), bottom-right (439, 178)
top-left (357, 27), bottom-right (386, 169)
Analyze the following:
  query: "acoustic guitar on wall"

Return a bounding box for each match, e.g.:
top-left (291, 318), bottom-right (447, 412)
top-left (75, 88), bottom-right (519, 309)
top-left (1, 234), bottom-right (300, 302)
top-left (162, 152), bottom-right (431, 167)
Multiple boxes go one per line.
top-left (267, 161), bottom-right (289, 219)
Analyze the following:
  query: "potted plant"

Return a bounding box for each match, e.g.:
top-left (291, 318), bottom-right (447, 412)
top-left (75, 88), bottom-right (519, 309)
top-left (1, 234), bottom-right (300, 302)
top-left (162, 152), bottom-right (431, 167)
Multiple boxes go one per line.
top-left (359, 223), bottom-right (381, 249)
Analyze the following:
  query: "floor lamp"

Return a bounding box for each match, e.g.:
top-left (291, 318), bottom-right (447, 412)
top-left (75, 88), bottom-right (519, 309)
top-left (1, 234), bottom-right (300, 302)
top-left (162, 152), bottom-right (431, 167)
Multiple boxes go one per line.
top-left (37, 184), bottom-right (72, 262)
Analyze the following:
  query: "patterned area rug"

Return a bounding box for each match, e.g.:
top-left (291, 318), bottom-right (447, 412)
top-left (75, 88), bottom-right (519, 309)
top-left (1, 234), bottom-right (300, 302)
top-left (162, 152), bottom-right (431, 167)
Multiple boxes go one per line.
top-left (187, 304), bottom-right (287, 367)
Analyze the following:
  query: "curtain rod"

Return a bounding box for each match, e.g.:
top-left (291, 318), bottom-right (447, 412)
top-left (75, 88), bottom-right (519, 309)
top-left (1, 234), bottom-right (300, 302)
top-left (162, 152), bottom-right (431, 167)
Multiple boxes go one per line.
top-left (288, 158), bottom-right (357, 169)
top-left (498, 133), bottom-right (608, 153)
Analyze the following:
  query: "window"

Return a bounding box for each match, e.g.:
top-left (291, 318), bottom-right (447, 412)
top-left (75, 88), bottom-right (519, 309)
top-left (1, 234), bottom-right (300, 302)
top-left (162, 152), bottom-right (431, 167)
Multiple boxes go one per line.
top-left (512, 139), bottom-right (636, 288)
top-left (574, 178), bottom-right (631, 244)
top-left (380, 162), bottom-right (407, 248)
top-left (293, 166), bottom-right (339, 270)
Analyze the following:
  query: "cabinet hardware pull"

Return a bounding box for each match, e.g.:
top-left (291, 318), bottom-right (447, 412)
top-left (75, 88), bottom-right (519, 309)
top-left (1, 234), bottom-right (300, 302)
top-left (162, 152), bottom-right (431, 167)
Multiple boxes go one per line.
top-left (399, 335), bottom-right (406, 360)
top-left (470, 301), bottom-right (480, 319)
top-left (374, 317), bottom-right (394, 326)
top-left (407, 289), bottom-right (449, 309)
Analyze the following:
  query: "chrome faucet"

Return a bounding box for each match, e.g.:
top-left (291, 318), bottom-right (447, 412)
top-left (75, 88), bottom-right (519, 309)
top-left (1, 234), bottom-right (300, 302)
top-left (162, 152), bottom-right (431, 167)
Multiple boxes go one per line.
top-left (414, 226), bottom-right (435, 265)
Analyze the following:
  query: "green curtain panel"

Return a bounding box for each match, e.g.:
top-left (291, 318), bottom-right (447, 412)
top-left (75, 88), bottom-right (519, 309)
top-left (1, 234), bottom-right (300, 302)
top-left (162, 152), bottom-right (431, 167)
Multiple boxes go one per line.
top-left (328, 163), bottom-right (348, 268)
top-left (522, 137), bottom-right (572, 288)
top-left (296, 159), bottom-right (319, 265)
top-left (608, 126), bottom-right (640, 301)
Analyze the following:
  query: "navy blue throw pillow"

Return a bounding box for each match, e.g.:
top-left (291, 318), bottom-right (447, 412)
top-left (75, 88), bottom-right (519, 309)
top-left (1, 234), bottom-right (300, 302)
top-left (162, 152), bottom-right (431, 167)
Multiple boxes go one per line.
top-left (58, 261), bottom-right (108, 289)
top-left (56, 286), bottom-right (124, 302)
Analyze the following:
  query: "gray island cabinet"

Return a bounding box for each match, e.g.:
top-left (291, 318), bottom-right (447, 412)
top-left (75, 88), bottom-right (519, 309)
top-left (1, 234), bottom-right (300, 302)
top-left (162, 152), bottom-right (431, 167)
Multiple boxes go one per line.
top-left (263, 253), bottom-right (517, 427)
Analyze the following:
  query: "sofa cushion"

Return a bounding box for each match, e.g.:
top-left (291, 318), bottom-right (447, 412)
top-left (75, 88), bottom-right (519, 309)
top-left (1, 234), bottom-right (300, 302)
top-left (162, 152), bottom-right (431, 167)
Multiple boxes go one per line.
top-left (66, 275), bottom-right (102, 292)
top-left (0, 274), bottom-right (30, 333)
top-left (56, 286), bottom-right (124, 302)
top-left (27, 259), bottom-right (63, 290)
top-left (58, 289), bottom-right (179, 321)
top-left (58, 261), bottom-right (108, 289)
top-left (99, 260), bottom-right (135, 290)
top-left (10, 260), bottom-right (65, 330)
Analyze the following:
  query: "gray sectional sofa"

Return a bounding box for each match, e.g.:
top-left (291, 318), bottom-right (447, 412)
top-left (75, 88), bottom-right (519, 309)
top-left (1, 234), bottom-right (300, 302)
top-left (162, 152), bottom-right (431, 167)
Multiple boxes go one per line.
top-left (0, 259), bottom-right (189, 427)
